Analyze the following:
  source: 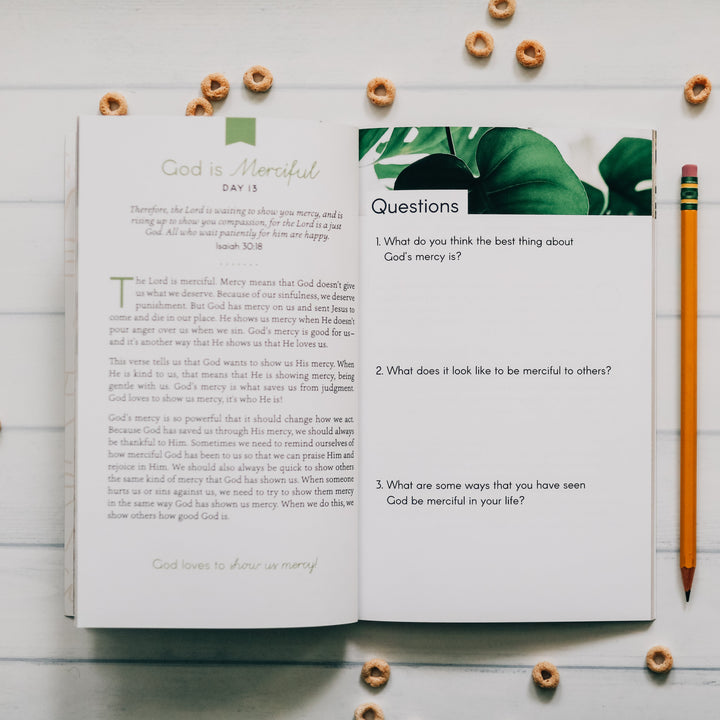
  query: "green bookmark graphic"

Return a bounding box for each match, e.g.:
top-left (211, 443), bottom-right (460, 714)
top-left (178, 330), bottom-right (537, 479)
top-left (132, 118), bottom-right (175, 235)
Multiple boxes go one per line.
top-left (225, 118), bottom-right (256, 146)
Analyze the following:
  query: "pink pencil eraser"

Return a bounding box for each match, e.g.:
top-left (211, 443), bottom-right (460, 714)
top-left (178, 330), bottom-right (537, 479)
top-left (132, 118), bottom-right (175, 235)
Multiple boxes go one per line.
top-left (682, 164), bottom-right (698, 176)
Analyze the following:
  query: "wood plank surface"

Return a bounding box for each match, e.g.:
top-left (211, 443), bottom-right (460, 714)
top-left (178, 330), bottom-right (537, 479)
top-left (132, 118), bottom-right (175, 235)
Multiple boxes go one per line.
top-left (2, 0), bottom-right (720, 717)
top-left (0, 548), bottom-right (717, 665)
top-left (2, 660), bottom-right (718, 720)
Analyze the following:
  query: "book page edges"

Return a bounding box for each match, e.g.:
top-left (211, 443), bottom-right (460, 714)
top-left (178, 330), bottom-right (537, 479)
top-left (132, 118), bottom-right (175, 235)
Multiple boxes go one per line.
top-left (64, 124), bottom-right (78, 618)
top-left (650, 128), bottom-right (657, 621)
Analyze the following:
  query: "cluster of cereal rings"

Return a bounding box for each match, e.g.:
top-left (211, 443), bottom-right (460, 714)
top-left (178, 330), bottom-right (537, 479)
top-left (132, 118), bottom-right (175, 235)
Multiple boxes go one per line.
top-left (367, 0), bottom-right (526, 111)
top-left (465, 32), bottom-right (545, 68)
top-left (463, 0), bottom-right (544, 68)
top-left (98, 66), bottom-right (274, 116)
top-left (355, 659), bottom-right (391, 720)
top-left (99, 0), bottom-right (710, 116)
top-left (354, 648), bottom-right (673, 717)
top-left (185, 67), bottom-right (273, 116)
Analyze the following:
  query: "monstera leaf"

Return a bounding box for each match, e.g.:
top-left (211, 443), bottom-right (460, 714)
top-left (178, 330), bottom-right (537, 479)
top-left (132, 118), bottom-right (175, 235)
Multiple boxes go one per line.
top-left (445, 127), bottom-right (491, 175)
top-left (599, 138), bottom-right (653, 216)
top-left (395, 127), bottom-right (589, 215)
top-left (359, 126), bottom-right (491, 184)
top-left (359, 128), bottom-right (387, 161)
top-left (376, 126), bottom-right (452, 159)
top-left (583, 182), bottom-right (607, 215)
top-left (392, 154), bottom-right (474, 190)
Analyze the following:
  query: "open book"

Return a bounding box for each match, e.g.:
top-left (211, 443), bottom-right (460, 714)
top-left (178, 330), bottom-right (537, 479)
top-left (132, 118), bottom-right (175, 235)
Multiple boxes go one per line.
top-left (65, 117), bottom-right (655, 627)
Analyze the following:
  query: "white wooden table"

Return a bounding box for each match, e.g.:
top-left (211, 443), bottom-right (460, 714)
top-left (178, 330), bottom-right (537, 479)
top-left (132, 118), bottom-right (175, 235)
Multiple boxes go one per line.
top-left (2, 1), bottom-right (720, 716)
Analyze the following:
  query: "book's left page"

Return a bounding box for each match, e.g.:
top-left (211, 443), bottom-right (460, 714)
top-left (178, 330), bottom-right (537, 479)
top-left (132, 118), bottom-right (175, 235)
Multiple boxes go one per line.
top-left (71, 116), bottom-right (359, 628)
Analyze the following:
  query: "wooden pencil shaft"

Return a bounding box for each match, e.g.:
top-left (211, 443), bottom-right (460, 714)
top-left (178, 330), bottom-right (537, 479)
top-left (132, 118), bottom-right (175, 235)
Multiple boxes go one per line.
top-left (680, 204), bottom-right (697, 570)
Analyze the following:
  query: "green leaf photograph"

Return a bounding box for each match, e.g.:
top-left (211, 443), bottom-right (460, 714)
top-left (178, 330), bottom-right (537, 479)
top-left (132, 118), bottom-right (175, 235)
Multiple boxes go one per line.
top-left (359, 126), bottom-right (653, 216)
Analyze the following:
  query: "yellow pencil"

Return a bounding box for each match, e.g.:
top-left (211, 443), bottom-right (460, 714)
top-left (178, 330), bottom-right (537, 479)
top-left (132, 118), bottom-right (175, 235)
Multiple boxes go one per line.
top-left (680, 164), bottom-right (698, 601)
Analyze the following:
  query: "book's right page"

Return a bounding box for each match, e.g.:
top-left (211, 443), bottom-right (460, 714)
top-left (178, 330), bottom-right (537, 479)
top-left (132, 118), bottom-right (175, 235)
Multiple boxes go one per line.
top-left (358, 127), bottom-right (655, 622)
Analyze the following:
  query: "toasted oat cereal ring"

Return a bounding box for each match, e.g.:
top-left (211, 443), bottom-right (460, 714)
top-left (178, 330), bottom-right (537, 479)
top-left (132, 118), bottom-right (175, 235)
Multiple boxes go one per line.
top-left (201, 73), bottom-right (230, 101)
top-left (516, 39), bottom-right (545, 68)
top-left (465, 30), bottom-right (494, 58)
top-left (684, 74), bottom-right (712, 105)
top-left (185, 97), bottom-right (214, 116)
top-left (243, 65), bottom-right (273, 93)
top-left (361, 658), bottom-right (391, 688)
top-left (488, 0), bottom-right (516, 19)
top-left (366, 77), bottom-right (396, 107)
top-left (646, 645), bottom-right (673, 674)
top-left (99, 92), bottom-right (128, 116)
top-left (354, 702), bottom-right (384, 720)
top-left (532, 661), bottom-right (560, 689)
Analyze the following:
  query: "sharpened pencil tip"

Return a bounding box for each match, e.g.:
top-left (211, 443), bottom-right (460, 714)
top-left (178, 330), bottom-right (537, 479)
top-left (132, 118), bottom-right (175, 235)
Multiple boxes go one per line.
top-left (681, 566), bottom-right (695, 601)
